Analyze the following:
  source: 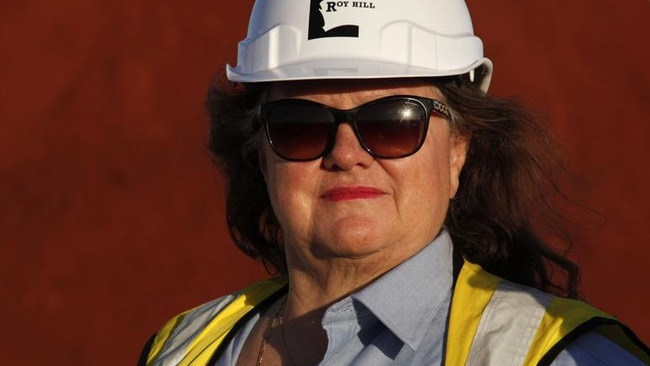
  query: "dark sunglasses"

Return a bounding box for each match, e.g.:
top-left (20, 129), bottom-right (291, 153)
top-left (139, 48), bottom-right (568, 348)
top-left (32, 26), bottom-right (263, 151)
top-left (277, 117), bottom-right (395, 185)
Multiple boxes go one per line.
top-left (258, 95), bottom-right (451, 161)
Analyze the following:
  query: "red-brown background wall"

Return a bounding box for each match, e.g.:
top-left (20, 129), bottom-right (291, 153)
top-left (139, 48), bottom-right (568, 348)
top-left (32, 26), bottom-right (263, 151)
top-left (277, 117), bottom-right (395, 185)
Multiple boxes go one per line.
top-left (1, 1), bottom-right (648, 364)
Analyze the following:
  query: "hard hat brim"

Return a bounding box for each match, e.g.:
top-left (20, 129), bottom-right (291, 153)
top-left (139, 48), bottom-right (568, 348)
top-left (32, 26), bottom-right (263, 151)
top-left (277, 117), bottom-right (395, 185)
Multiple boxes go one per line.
top-left (226, 58), bottom-right (493, 92)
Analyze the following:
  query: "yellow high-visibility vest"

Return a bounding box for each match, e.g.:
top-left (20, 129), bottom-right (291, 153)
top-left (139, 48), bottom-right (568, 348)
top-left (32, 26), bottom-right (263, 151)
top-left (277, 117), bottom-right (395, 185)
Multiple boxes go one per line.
top-left (144, 262), bottom-right (649, 365)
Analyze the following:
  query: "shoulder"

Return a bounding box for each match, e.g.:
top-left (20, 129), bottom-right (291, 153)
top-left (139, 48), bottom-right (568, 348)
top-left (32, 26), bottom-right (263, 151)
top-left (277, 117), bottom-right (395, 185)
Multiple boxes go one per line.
top-left (138, 293), bottom-right (237, 366)
top-left (140, 277), bottom-right (288, 365)
top-left (170, 293), bottom-right (240, 332)
top-left (138, 293), bottom-right (240, 366)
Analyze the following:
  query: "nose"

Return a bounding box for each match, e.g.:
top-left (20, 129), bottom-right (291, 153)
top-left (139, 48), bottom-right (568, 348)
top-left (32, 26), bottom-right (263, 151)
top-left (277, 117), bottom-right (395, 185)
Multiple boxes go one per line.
top-left (322, 123), bottom-right (374, 170)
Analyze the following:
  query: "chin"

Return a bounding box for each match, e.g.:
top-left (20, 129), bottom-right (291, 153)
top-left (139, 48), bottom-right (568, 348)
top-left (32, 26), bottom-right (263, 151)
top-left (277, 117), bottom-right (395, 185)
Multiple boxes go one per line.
top-left (311, 228), bottom-right (394, 260)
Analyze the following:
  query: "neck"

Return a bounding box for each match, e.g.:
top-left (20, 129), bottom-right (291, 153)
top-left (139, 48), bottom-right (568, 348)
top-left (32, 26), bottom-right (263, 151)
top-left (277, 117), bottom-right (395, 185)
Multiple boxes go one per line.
top-left (283, 244), bottom-right (419, 318)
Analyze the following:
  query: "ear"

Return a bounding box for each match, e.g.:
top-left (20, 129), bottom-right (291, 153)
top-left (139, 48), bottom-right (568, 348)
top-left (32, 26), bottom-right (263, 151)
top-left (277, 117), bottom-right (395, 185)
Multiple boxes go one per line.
top-left (449, 134), bottom-right (468, 199)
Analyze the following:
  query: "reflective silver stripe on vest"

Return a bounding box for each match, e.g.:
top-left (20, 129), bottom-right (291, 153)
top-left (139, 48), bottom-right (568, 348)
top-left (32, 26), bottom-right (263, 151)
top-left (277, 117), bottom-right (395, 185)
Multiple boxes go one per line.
top-left (155, 294), bottom-right (237, 365)
top-left (466, 280), bottom-right (553, 366)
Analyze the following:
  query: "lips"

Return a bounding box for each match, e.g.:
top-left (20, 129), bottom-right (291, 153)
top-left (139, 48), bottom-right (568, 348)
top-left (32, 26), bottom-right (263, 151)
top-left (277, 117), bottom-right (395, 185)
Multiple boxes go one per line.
top-left (320, 186), bottom-right (386, 201)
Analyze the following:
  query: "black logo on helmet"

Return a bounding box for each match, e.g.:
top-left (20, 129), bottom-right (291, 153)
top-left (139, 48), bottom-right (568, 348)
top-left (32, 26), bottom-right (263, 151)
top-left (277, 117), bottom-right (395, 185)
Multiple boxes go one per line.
top-left (308, 1), bottom-right (360, 40)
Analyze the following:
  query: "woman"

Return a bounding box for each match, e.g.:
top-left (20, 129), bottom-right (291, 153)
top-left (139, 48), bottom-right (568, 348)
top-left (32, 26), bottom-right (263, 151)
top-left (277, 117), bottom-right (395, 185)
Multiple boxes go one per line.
top-left (139, 0), bottom-right (649, 364)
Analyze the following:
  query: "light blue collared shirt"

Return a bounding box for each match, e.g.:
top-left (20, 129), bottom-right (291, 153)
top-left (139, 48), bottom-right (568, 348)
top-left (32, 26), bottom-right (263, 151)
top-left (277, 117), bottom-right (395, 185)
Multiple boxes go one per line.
top-left (216, 231), bottom-right (643, 365)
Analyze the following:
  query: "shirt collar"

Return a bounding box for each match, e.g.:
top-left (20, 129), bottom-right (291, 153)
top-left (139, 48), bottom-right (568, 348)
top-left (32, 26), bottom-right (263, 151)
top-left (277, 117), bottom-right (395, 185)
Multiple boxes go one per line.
top-left (351, 230), bottom-right (454, 350)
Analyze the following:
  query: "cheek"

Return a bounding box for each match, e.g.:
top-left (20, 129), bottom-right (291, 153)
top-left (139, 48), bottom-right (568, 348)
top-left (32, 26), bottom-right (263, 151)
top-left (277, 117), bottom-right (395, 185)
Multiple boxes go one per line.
top-left (261, 147), bottom-right (318, 228)
top-left (412, 158), bottom-right (451, 210)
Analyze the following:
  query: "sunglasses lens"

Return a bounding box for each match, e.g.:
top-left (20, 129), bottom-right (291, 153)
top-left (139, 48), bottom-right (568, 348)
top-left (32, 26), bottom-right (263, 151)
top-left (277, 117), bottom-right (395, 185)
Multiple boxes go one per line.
top-left (262, 97), bottom-right (433, 161)
top-left (356, 99), bottom-right (427, 158)
top-left (264, 103), bottom-right (333, 161)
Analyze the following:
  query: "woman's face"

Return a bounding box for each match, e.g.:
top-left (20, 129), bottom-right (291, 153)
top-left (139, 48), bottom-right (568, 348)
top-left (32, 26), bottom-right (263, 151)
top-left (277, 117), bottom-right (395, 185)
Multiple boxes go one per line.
top-left (259, 79), bottom-right (468, 269)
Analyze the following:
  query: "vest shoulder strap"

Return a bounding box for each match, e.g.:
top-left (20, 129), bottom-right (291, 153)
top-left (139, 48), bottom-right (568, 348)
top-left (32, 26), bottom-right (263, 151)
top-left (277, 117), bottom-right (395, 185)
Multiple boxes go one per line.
top-left (445, 262), bottom-right (639, 366)
top-left (146, 276), bottom-right (288, 366)
top-left (446, 262), bottom-right (562, 365)
top-left (534, 307), bottom-right (650, 365)
top-left (524, 294), bottom-right (610, 364)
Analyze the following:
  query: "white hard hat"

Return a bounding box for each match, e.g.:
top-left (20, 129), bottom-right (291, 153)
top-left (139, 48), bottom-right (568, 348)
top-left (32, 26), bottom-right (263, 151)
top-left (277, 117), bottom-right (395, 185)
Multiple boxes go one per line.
top-left (227, 0), bottom-right (493, 91)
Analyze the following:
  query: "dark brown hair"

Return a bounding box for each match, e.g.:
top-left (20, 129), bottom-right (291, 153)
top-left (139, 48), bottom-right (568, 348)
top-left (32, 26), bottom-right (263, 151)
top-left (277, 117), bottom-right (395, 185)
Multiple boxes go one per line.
top-left (207, 74), bottom-right (580, 298)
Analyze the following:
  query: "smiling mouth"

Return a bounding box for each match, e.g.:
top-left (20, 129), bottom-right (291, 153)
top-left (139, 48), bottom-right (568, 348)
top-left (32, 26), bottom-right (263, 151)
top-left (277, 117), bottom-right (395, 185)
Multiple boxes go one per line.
top-left (320, 186), bottom-right (386, 201)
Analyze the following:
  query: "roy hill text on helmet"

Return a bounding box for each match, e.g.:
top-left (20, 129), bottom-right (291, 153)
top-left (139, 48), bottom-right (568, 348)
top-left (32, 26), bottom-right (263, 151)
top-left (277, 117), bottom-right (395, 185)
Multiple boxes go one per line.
top-left (324, 1), bottom-right (376, 11)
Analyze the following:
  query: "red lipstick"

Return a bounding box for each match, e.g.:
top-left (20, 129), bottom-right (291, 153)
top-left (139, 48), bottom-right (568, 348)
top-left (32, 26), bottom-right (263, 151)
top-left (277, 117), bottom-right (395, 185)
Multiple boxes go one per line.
top-left (320, 186), bottom-right (386, 201)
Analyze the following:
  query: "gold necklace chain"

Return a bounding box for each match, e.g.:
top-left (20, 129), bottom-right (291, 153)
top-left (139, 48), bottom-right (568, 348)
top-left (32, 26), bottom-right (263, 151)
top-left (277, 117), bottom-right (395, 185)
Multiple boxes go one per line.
top-left (278, 305), bottom-right (299, 366)
top-left (256, 297), bottom-right (289, 366)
